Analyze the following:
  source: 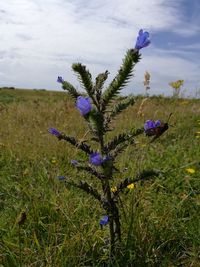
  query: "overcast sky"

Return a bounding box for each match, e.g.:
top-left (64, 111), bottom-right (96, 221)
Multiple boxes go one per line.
top-left (1, 0), bottom-right (200, 96)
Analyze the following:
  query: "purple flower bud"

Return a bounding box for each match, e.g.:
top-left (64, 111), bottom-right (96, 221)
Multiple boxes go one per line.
top-left (135, 29), bottom-right (151, 50)
top-left (155, 120), bottom-right (161, 127)
top-left (76, 96), bottom-right (92, 116)
top-left (57, 76), bottom-right (64, 83)
top-left (57, 175), bottom-right (65, 180)
top-left (103, 155), bottom-right (111, 161)
top-left (89, 152), bottom-right (102, 166)
top-left (144, 120), bottom-right (155, 131)
top-left (100, 215), bottom-right (109, 226)
top-left (48, 128), bottom-right (61, 137)
top-left (71, 159), bottom-right (79, 166)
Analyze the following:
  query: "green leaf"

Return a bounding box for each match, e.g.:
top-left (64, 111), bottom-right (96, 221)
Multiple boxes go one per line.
top-left (94, 70), bottom-right (109, 103)
top-left (113, 169), bottom-right (162, 197)
top-left (59, 134), bottom-right (94, 154)
top-left (88, 109), bottom-right (105, 138)
top-left (102, 49), bottom-right (140, 111)
top-left (62, 81), bottom-right (80, 99)
top-left (104, 96), bottom-right (135, 130)
top-left (68, 180), bottom-right (102, 202)
top-left (105, 128), bottom-right (144, 154)
top-left (76, 165), bottom-right (105, 180)
top-left (72, 63), bottom-right (94, 96)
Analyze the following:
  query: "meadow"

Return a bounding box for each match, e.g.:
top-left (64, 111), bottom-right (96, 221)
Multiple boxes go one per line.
top-left (0, 88), bottom-right (200, 266)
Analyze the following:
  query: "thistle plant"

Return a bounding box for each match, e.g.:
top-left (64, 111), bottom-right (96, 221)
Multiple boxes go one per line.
top-left (49, 29), bottom-right (160, 258)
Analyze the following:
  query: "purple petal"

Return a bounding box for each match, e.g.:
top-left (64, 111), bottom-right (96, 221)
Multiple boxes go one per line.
top-left (155, 120), bottom-right (161, 127)
top-left (144, 120), bottom-right (155, 131)
top-left (76, 96), bottom-right (92, 116)
top-left (89, 152), bottom-right (102, 166)
top-left (48, 128), bottom-right (61, 137)
top-left (135, 29), bottom-right (151, 50)
top-left (142, 40), bottom-right (151, 48)
top-left (100, 215), bottom-right (109, 226)
top-left (57, 76), bottom-right (64, 83)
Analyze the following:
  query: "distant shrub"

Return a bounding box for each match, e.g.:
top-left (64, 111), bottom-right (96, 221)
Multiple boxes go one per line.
top-left (0, 86), bottom-right (15, 90)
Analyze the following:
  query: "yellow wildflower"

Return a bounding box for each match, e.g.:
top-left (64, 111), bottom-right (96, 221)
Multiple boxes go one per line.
top-left (51, 158), bottom-right (57, 164)
top-left (111, 186), bottom-right (117, 193)
top-left (186, 168), bottom-right (195, 174)
top-left (127, 183), bottom-right (135, 190)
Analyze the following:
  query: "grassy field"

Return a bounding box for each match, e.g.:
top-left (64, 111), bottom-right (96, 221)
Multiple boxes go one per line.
top-left (0, 88), bottom-right (200, 266)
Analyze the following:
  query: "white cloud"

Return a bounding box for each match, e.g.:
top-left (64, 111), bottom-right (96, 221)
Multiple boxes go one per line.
top-left (0, 0), bottom-right (200, 96)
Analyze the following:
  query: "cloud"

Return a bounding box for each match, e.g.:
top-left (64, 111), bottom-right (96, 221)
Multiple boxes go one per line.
top-left (0, 0), bottom-right (200, 96)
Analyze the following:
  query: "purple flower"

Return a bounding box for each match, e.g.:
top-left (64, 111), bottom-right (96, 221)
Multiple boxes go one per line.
top-left (57, 175), bottom-right (65, 181)
top-left (71, 159), bottom-right (79, 166)
top-left (48, 128), bottom-right (61, 137)
top-left (89, 152), bottom-right (102, 166)
top-left (155, 120), bottom-right (161, 127)
top-left (135, 29), bottom-right (151, 50)
top-left (144, 120), bottom-right (161, 131)
top-left (57, 76), bottom-right (64, 83)
top-left (76, 96), bottom-right (92, 116)
top-left (100, 215), bottom-right (109, 226)
top-left (102, 155), bottom-right (111, 163)
top-left (144, 120), bottom-right (155, 131)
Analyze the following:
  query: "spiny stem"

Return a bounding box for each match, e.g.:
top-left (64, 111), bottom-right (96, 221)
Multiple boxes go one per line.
top-left (100, 131), bottom-right (118, 254)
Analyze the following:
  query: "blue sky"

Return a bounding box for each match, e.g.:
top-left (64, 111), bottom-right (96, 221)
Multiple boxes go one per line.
top-left (1, 0), bottom-right (200, 97)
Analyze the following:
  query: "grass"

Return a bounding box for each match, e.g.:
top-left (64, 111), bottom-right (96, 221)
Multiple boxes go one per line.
top-left (0, 88), bottom-right (200, 266)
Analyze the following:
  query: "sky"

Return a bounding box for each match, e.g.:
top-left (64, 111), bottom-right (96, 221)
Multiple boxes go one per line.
top-left (1, 0), bottom-right (200, 97)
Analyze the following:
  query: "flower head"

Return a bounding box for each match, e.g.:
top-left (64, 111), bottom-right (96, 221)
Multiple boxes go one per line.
top-left (155, 120), bottom-right (161, 127)
top-left (48, 128), bottom-right (61, 137)
top-left (89, 152), bottom-right (102, 166)
top-left (100, 215), bottom-right (109, 226)
top-left (144, 120), bottom-right (161, 131)
top-left (127, 183), bottom-right (135, 190)
top-left (135, 29), bottom-right (151, 50)
top-left (144, 120), bottom-right (154, 131)
top-left (111, 186), bottom-right (117, 193)
top-left (51, 158), bottom-right (57, 164)
top-left (57, 76), bottom-right (64, 83)
top-left (186, 168), bottom-right (195, 174)
top-left (76, 96), bottom-right (92, 116)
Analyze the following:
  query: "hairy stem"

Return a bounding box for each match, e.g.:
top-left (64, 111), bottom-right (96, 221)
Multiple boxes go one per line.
top-left (100, 137), bottom-right (121, 255)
